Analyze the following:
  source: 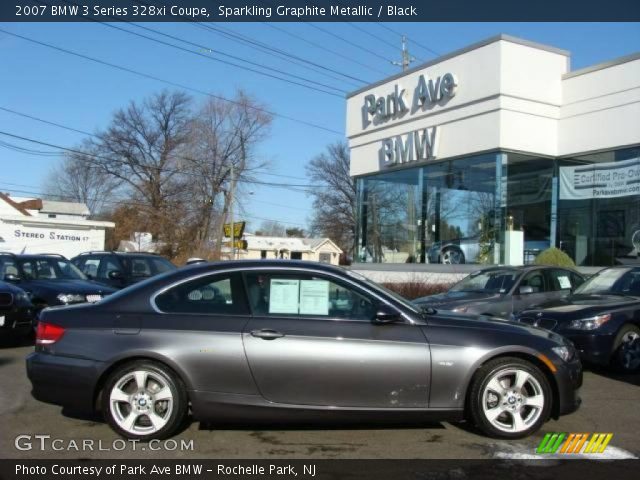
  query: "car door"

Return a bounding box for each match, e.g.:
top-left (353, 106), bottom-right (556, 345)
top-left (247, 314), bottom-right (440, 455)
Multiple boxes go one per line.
top-left (512, 270), bottom-right (551, 314)
top-left (151, 272), bottom-right (258, 394)
top-left (242, 270), bottom-right (431, 408)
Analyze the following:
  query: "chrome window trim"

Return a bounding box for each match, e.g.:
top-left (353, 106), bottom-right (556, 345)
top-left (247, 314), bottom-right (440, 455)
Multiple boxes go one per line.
top-left (149, 266), bottom-right (415, 324)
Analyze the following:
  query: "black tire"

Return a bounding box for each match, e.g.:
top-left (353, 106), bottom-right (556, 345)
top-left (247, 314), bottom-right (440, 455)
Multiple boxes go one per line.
top-left (611, 324), bottom-right (640, 373)
top-left (102, 360), bottom-right (188, 441)
top-left (468, 357), bottom-right (552, 439)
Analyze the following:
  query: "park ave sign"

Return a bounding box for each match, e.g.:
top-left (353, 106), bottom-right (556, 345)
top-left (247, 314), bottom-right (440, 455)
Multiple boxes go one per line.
top-left (362, 72), bottom-right (457, 167)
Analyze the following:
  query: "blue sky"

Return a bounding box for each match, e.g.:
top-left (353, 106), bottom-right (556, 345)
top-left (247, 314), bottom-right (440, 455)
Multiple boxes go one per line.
top-left (1, 22), bottom-right (639, 232)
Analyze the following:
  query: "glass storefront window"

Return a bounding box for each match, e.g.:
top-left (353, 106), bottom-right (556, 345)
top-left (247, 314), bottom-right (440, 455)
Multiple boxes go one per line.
top-left (557, 147), bottom-right (640, 266)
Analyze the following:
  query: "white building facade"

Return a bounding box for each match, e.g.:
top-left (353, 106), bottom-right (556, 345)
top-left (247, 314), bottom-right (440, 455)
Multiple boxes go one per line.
top-left (0, 194), bottom-right (115, 258)
top-left (347, 34), bottom-right (640, 266)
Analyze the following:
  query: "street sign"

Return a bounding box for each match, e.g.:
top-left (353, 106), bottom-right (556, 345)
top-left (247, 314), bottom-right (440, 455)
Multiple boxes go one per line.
top-left (222, 240), bottom-right (248, 250)
top-left (223, 221), bottom-right (245, 238)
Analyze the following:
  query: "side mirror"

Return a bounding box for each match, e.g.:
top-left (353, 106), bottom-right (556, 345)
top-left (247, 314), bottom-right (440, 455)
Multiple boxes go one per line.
top-left (108, 270), bottom-right (123, 280)
top-left (4, 273), bottom-right (20, 282)
top-left (519, 285), bottom-right (534, 295)
top-left (374, 304), bottom-right (401, 324)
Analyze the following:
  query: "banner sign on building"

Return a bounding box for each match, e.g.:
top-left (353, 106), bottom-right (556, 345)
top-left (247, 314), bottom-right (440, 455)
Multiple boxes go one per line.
top-left (559, 157), bottom-right (640, 200)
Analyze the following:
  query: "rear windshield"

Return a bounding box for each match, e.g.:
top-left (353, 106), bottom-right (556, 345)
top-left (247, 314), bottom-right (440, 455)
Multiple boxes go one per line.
top-left (120, 256), bottom-right (176, 278)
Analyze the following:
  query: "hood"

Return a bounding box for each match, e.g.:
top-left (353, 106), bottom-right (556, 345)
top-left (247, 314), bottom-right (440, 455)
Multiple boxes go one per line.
top-left (414, 291), bottom-right (501, 310)
top-left (427, 312), bottom-right (565, 343)
top-left (0, 280), bottom-right (28, 295)
top-left (23, 279), bottom-right (117, 295)
top-left (520, 293), bottom-right (640, 318)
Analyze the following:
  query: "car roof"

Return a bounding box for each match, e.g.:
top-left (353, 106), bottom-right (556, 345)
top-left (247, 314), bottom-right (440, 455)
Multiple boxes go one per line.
top-left (180, 259), bottom-right (347, 274)
top-left (73, 251), bottom-right (161, 257)
top-left (0, 253), bottom-right (67, 260)
top-left (472, 265), bottom-right (577, 273)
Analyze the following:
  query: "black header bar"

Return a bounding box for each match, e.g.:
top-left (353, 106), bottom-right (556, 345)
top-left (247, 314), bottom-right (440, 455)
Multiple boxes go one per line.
top-left (3, 0), bottom-right (640, 22)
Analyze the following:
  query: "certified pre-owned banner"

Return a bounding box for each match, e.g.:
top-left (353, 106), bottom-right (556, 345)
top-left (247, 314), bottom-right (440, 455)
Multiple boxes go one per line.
top-left (559, 157), bottom-right (640, 201)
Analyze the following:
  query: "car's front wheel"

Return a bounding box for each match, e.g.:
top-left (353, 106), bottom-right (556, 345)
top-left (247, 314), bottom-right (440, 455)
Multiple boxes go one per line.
top-left (102, 361), bottom-right (187, 440)
top-left (441, 248), bottom-right (465, 264)
top-left (612, 325), bottom-right (640, 372)
top-left (469, 357), bottom-right (551, 438)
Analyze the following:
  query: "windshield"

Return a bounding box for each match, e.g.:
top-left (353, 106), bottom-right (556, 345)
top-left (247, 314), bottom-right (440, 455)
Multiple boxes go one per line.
top-left (346, 270), bottom-right (422, 314)
top-left (450, 269), bottom-right (521, 294)
top-left (574, 268), bottom-right (640, 296)
top-left (17, 257), bottom-right (87, 280)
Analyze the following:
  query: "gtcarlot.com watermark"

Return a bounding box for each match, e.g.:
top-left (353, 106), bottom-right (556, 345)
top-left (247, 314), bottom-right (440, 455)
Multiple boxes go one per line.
top-left (15, 435), bottom-right (194, 452)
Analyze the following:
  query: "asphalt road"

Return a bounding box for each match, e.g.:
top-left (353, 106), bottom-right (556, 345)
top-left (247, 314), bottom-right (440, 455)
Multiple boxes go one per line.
top-left (1, 340), bottom-right (639, 460)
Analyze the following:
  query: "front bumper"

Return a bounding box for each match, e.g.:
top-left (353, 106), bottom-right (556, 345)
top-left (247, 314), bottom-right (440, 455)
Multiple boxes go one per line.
top-left (0, 308), bottom-right (34, 336)
top-left (26, 351), bottom-right (104, 413)
top-left (553, 356), bottom-right (583, 417)
top-left (560, 331), bottom-right (616, 366)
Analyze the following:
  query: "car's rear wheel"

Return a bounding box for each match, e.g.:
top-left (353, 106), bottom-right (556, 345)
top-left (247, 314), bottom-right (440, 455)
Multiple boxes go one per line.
top-left (469, 357), bottom-right (551, 438)
top-left (441, 248), bottom-right (465, 264)
top-left (102, 361), bottom-right (187, 440)
top-left (612, 325), bottom-right (640, 373)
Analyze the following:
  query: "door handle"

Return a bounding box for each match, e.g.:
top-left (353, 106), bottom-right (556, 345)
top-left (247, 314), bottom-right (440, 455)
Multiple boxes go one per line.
top-left (250, 329), bottom-right (285, 340)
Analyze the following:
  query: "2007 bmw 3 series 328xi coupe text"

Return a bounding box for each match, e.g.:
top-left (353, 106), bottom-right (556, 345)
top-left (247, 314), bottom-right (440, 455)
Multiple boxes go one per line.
top-left (26, 261), bottom-right (582, 440)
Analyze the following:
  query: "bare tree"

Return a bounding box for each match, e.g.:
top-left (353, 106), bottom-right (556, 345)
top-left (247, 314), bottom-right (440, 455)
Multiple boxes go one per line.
top-left (42, 142), bottom-right (121, 216)
top-left (88, 90), bottom-right (193, 256)
top-left (182, 91), bottom-right (272, 256)
top-left (306, 141), bottom-right (356, 255)
top-left (256, 220), bottom-right (287, 237)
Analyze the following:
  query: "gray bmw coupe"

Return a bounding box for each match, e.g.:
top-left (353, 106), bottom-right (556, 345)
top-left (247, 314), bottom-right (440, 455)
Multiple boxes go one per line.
top-left (27, 261), bottom-right (581, 440)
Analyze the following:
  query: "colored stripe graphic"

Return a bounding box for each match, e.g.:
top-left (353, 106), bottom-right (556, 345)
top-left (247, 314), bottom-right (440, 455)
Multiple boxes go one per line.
top-left (537, 433), bottom-right (613, 454)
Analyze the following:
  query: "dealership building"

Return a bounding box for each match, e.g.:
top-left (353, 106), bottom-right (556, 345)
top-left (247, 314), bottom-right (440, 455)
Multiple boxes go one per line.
top-left (347, 34), bottom-right (640, 267)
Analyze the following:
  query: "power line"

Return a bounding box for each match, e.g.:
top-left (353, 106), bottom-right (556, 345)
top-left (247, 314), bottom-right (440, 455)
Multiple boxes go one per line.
top-left (0, 28), bottom-right (343, 136)
top-left (346, 23), bottom-right (413, 56)
top-left (307, 23), bottom-right (392, 64)
top-left (0, 183), bottom-right (309, 228)
top-left (263, 23), bottom-right (389, 77)
top-left (190, 22), bottom-right (365, 87)
top-left (0, 130), bottom-right (326, 191)
top-left (375, 24), bottom-right (441, 58)
top-left (98, 21), bottom-right (345, 97)
top-left (0, 105), bottom-right (310, 182)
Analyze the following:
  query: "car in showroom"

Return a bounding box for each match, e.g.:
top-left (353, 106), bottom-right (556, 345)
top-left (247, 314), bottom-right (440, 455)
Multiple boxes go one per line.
top-left (0, 253), bottom-right (117, 310)
top-left (27, 260), bottom-right (581, 440)
top-left (516, 266), bottom-right (640, 372)
top-left (428, 238), bottom-right (550, 264)
top-left (0, 280), bottom-right (35, 339)
top-left (71, 251), bottom-right (176, 289)
top-left (413, 266), bottom-right (586, 318)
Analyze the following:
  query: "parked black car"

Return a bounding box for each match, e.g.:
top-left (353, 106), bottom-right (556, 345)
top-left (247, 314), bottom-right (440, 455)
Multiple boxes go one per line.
top-left (0, 280), bottom-right (35, 339)
top-left (414, 266), bottom-right (586, 318)
top-left (0, 253), bottom-right (117, 310)
top-left (517, 266), bottom-right (640, 372)
top-left (71, 251), bottom-right (176, 289)
top-left (28, 260), bottom-right (581, 441)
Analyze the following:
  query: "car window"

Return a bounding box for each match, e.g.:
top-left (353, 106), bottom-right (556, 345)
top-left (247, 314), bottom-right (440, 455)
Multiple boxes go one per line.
top-left (17, 258), bottom-right (85, 280)
top-left (244, 272), bottom-right (377, 321)
top-left (520, 271), bottom-right (547, 293)
top-left (98, 257), bottom-right (122, 280)
top-left (79, 257), bottom-right (100, 278)
top-left (547, 269), bottom-right (577, 291)
top-left (150, 257), bottom-right (175, 274)
top-left (154, 273), bottom-right (247, 315)
top-left (450, 269), bottom-right (520, 294)
top-left (571, 273), bottom-right (585, 289)
top-left (0, 257), bottom-right (19, 278)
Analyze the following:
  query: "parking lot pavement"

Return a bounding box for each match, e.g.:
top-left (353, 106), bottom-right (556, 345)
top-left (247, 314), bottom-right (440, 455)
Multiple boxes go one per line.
top-left (1, 343), bottom-right (639, 460)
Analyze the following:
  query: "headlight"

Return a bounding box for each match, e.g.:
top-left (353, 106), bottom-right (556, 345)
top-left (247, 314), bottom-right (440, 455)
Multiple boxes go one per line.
top-left (452, 306), bottom-right (468, 313)
top-left (56, 293), bottom-right (86, 304)
top-left (568, 313), bottom-right (611, 330)
top-left (552, 345), bottom-right (574, 362)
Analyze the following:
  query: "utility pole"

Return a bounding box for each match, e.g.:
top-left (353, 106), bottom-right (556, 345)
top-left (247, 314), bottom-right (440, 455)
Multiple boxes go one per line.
top-left (391, 35), bottom-right (416, 72)
top-left (229, 163), bottom-right (235, 260)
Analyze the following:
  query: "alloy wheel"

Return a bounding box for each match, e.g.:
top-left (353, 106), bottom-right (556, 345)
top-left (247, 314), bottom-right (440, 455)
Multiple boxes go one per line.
top-left (109, 369), bottom-right (174, 436)
top-left (620, 332), bottom-right (640, 371)
top-left (481, 367), bottom-right (545, 433)
top-left (442, 249), bottom-right (463, 264)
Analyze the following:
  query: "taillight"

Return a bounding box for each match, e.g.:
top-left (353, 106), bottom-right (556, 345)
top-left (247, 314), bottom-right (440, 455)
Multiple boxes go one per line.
top-left (36, 322), bottom-right (65, 345)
